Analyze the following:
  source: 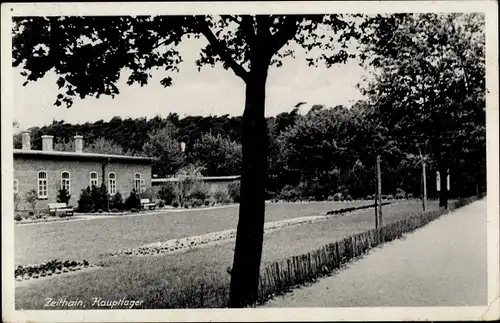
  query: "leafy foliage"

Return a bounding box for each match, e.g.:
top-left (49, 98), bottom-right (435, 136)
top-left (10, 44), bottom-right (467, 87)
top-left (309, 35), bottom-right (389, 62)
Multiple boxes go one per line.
top-left (56, 188), bottom-right (71, 205)
top-left (191, 132), bottom-right (242, 176)
top-left (12, 12), bottom-right (485, 307)
top-left (358, 13), bottom-right (486, 200)
top-left (14, 193), bottom-right (21, 211)
top-left (157, 183), bottom-right (177, 205)
top-left (125, 189), bottom-right (141, 210)
top-left (143, 122), bottom-right (185, 177)
top-left (227, 182), bottom-right (241, 203)
top-left (24, 189), bottom-right (38, 212)
top-left (77, 186), bottom-right (92, 212)
top-left (212, 186), bottom-right (231, 205)
top-left (109, 191), bottom-right (125, 211)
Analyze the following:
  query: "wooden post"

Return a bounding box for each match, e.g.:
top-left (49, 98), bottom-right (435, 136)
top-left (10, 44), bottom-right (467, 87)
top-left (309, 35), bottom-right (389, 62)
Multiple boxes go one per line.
top-left (374, 157), bottom-right (379, 230)
top-left (376, 155), bottom-right (383, 228)
top-left (422, 159), bottom-right (427, 212)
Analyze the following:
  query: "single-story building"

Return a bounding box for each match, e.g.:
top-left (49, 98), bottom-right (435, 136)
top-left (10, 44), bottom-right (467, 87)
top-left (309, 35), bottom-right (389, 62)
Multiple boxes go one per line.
top-left (14, 131), bottom-right (153, 211)
top-left (152, 175), bottom-right (240, 195)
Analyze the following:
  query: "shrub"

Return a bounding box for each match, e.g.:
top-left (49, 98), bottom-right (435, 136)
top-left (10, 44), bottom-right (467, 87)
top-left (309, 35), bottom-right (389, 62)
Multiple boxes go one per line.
top-left (171, 200), bottom-right (180, 208)
top-left (24, 189), bottom-right (38, 213)
top-left (387, 194), bottom-right (394, 200)
top-left (109, 192), bottom-right (124, 211)
top-left (77, 186), bottom-right (93, 212)
top-left (395, 192), bottom-right (406, 200)
top-left (57, 188), bottom-right (71, 205)
top-left (191, 198), bottom-right (203, 208)
top-left (279, 185), bottom-right (300, 201)
top-left (139, 188), bottom-right (155, 201)
top-left (265, 189), bottom-right (277, 200)
top-left (130, 208), bottom-right (139, 213)
top-left (227, 182), bottom-right (241, 203)
top-left (90, 183), bottom-right (109, 212)
top-left (395, 188), bottom-right (406, 199)
top-left (327, 195), bottom-right (335, 202)
top-left (14, 193), bottom-right (20, 211)
top-left (333, 192), bottom-right (343, 202)
top-left (98, 209), bottom-right (104, 213)
top-left (14, 214), bottom-right (22, 221)
top-left (212, 187), bottom-right (231, 204)
top-left (158, 183), bottom-right (177, 205)
top-left (183, 201), bottom-right (191, 209)
top-left (110, 208), bottom-right (120, 213)
top-left (366, 194), bottom-right (374, 200)
top-left (345, 194), bottom-right (353, 201)
top-left (188, 183), bottom-right (209, 201)
top-left (407, 193), bottom-right (414, 199)
top-left (157, 200), bottom-right (165, 208)
top-left (125, 189), bottom-right (141, 210)
top-left (203, 196), bottom-right (217, 206)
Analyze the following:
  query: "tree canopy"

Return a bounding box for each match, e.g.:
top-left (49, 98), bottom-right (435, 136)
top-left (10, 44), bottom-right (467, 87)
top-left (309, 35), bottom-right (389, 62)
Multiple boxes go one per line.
top-left (358, 13), bottom-right (486, 205)
top-left (12, 12), bottom-right (485, 307)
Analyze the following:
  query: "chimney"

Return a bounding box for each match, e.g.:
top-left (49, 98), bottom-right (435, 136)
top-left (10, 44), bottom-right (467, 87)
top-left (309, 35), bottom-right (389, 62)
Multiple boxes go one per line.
top-left (21, 130), bottom-right (31, 150)
top-left (41, 135), bottom-right (54, 151)
top-left (74, 135), bottom-right (83, 153)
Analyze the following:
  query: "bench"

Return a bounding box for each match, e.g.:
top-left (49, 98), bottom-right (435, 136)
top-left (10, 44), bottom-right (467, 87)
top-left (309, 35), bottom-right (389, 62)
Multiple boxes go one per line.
top-left (48, 203), bottom-right (74, 217)
top-left (140, 199), bottom-right (156, 210)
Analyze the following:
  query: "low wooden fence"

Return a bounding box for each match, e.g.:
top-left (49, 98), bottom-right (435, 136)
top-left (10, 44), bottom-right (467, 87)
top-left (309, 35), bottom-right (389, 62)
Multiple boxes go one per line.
top-left (159, 195), bottom-right (483, 308)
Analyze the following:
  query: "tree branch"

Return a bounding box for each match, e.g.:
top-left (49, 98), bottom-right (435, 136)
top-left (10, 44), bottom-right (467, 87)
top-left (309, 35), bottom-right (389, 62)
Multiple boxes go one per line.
top-left (240, 15), bottom-right (256, 41)
top-left (255, 15), bottom-right (271, 39)
top-left (196, 16), bottom-right (249, 82)
top-left (268, 16), bottom-right (299, 56)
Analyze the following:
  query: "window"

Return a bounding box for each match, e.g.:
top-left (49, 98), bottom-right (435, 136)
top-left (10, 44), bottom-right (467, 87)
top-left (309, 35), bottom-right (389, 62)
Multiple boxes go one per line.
top-left (90, 172), bottom-right (98, 188)
top-left (38, 171), bottom-right (48, 198)
top-left (108, 172), bottom-right (116, 195)
top-left (134, 173), bottom-right (145, 192)
top-left (13, 179), bottom-right (18, 194)
top-left (61, 171), bottom-right (71, 194)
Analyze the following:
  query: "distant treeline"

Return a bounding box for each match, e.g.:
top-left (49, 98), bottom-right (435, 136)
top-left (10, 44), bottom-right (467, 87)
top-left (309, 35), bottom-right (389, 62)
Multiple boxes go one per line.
top-left (14, 101), bottom-right (486, 200)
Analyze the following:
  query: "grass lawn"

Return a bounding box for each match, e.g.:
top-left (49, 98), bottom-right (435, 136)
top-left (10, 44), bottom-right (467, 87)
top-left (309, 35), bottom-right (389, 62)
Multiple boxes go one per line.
top-left (15, 200), bottom-right (438, 309)
top-left (14, 201), bottom-right (371, 266)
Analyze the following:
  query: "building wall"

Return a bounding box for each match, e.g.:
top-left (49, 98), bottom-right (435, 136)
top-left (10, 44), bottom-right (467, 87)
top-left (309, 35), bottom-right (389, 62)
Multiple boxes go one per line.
top-left (151, 178), bottom-right (239, 200)
top-left (14, 155), bottom-right (151, 211)
top-left (206, 180), bottom-right (237, 193)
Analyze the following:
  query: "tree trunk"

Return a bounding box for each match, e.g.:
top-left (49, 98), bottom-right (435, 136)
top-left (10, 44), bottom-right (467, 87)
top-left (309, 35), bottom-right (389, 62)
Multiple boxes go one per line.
top-left (376, 155), bottom-right (383, 228)
top-left (421, 160), bottom-right (427, 212)
top-left (228, 66), bottom-right (269, 308)
top-left (438, 166), bottom-right (448, 209)
top-left (475, 173), bottom-right (481, 198)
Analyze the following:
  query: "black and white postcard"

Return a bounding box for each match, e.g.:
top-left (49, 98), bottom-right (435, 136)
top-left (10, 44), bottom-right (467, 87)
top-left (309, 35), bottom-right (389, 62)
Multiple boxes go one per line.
top-left (2, 1), bottom-right (499, 322)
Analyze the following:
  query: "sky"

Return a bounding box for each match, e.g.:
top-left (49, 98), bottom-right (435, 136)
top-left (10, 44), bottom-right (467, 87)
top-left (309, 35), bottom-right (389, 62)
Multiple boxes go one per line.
top-left (13, 36), bottom-right (368, 131)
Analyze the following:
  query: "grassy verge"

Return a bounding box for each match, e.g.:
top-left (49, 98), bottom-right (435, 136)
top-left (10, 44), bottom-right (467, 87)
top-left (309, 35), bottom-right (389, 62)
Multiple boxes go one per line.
top-left (16, 200), bottom-right (442, 309)
top-left (15, 201), bottom-right (371, 266)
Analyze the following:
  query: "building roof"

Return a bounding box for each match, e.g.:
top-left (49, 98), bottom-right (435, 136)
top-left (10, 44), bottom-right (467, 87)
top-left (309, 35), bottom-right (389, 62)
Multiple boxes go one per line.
top-left (152, 175), bottom-right (241, 183)
top-left (13, 149), bottom-right (154, 162)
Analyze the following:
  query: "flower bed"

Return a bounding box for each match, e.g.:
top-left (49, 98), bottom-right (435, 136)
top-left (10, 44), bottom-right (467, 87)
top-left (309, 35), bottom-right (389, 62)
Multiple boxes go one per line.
top-left (109, 215), bottom-right (328, 257)
top-left (15, 215), bottom-right (80, 225)
top-left (325, 202), bottom-right (392, 215)
top-left (15, 259), bottom-right (96, 282)
top-left (109, 203), bottom-right (374, 257)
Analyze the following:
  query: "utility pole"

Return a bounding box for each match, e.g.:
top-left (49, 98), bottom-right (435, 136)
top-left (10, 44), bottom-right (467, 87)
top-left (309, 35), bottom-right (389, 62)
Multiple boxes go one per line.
top-left (374, 183), bottom-right (379, 229)
top-left (376, 154), bottom-right (383, 228)
top-left (418, 147), bottom-right (427, 212)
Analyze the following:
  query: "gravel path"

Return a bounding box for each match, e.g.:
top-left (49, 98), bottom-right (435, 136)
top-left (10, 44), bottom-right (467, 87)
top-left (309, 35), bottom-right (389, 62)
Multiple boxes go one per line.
top-left (262, 199), bottom-right (488, 307)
